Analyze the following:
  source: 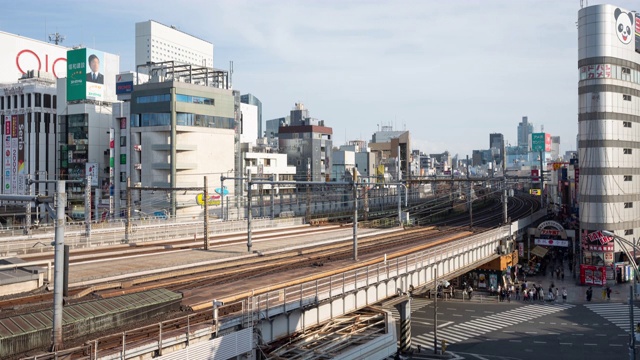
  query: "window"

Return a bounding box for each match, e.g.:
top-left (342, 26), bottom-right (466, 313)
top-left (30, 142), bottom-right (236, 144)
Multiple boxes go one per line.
top-left (20, 94), bottom-right (24, 108)
top-left (43, 94), bottom-right (51, 108)
top-left (52, 95), bottom-right (56, 109)
top-left (624, 121), bottom-right (632, 128)
top-left (622, 67), bottom-right (631, 74)
top-left (624, 202), bottom-right (633, 208)
top-left (625, 229), bottom-right (634, 235)
top-left (624, 94), bottom-right (632, 101)
top-left (0, 96), bottom-right (3, 110)
top-left (120, 136), bottom-right (126, 147)
top-left (176, 94), bottom-right (215, 105)
top-left (624, 175), bottom-right (633, 181)
top-left (624, 148), bottom-right (633, 155)
top-left (34, 93), bottom-right (41, 107)
top-left (120, 154), bottom-right (126, 165)
top-left (135, 94), bottom-right (170, 103)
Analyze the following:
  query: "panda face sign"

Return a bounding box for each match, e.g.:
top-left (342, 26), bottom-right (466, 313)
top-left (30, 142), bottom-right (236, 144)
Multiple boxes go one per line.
top-left (614, 8), bottom-right (633, 45)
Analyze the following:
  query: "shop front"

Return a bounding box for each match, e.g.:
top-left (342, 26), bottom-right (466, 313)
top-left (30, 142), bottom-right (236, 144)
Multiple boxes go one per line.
top-left (580, 230), bottom-right (615, 284)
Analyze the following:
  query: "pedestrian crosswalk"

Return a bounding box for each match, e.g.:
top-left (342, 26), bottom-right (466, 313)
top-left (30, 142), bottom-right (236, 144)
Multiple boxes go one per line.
top-left (412, 303), bottom-right (574, 350)
top-left (584, 302), bottom-right (640, 333)
top-left (385, 297), bottom-right (433, 321)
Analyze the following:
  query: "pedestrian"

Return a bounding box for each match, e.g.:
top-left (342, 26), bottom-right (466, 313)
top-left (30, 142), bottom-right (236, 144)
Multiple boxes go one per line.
top-left (562, 287), bottom-right (567, 303)
top-left (523, 288), bottom-right (528, 301)
top-left (516, 285), bottom-right (521, 300)
top-left (468, 285), bottom-right (473, 300)
top-left (606, 286), bottom-right (612, 300)
top-left (529, 289), bottom-right (534, 303)
top-left (561, 271), bottom-right (565, 281)
top-left (539, 287), bottom-right (545, 302)
top-left (602, 287), bottom-right (607, 300)
top-left (555, 287), bottom-right (559, 301)
top-left (587, 286), bottom-right (593, 302)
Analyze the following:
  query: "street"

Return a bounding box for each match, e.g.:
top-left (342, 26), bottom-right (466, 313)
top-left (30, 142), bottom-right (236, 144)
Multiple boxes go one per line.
top-left (389, 297), bottom-right (639, 360)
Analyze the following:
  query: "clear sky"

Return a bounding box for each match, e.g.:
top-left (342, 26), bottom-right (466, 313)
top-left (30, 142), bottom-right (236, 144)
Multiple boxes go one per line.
top-left (2, 0), bottom-right (638, 158)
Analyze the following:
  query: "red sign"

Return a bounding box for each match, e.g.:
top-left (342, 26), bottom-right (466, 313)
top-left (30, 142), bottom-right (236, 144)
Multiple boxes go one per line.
top-left (15, 49), bottom-right (66, 78)
top-left (531, 169), bottom-right (540, 182)
top-left (580, 264), bottom-right (606, 286)
top-left (540, 229), bottom-right (560, 236)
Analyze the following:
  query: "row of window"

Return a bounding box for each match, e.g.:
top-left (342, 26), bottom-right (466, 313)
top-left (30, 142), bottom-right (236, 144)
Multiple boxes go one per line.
top-left (131, 112), bottom-right (234, 129)
top-left (623, 94), bottom-right (632, 101)
top-left (135, 94), bottom-right (215, 105)
top-left (176, 94), bottom-right (214, 105)
top-left (136, 94), bottom-right (170, 104)
top-left (0, 93), bottom-right (56, 110)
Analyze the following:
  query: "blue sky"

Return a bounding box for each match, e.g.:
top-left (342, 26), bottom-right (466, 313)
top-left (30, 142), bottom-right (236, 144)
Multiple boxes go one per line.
top-left (3, 0), bottom-right (638, 157)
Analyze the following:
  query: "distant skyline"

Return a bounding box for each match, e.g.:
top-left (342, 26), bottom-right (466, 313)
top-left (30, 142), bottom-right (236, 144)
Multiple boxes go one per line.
top-left (2, 0), bottom-right (638, 157)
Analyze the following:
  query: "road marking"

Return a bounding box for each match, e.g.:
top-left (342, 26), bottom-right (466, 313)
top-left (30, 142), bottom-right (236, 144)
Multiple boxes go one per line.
top-left (595, 334), bottom-right (606, 337)
top-left (525, 331), bottom-right (537, 334)
top-left (547, 332), bottom-right (559, 335)
top-left (572, 334), bottom-right (584, 336)
top-left (471, 316), bottom-right (483, 318)
top-left (509, 340), bottom-right (522, 343)
top-left (572, 323), bottom-right (578, 326)
top-left (538, 321), bottom-right (545, 324)
top-left (561, 322), bottom-right (567, 325)
top-left (453, 314), bottom-right (463, 317)
top-left (560, 343), bottom-right (573, 345)
top-left (550, 322), bottom-right (556, 324)
top-left (610, 344), bottom-right (623, 347)
top-left (533, 341), bottom-right (546, 344)
top-left (438, 321), bottom-right (453, 328)
top-left (447, 308), bottom-right (457, 311)
top-left (484, 311), bottom-right (494, 313)
top-left (502, 330), bottom-right (514, 333)
top-left (465, 309), bottom-right (475, 312)
top-left (584, 343), bottom-right (597, 346)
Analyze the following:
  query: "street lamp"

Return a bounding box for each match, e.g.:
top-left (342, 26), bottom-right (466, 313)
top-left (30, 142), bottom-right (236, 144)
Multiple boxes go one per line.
top-left (602, 230), bottom-right (637, 360)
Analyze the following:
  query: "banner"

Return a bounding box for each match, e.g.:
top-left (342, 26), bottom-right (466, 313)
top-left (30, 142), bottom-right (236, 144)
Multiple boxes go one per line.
top-left (534, 238), bottom-right (569, 247)
top-left (17, 114), bottom-right (25, 195)
top-left (3, 117), bottom-right (11, 193)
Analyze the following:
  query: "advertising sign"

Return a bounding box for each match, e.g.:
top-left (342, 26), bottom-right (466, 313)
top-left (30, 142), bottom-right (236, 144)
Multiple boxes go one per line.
top-left (532, 132), bottom-right (545, 152)
top-left (534, 238), bottom-right (569, 247)
top-left (3, 117), bottom-right (10, 193)
top-left (16, 115), bottom-right (25, 195)
top-left (86, 163), bottom-right (98, 187)
top-left (636, 12), bottom-right (640, 54)
top-left (10, 116), bottom-right (18, 194)
top-left (196, 193), bottom-right (221, 206)
top-left (544, 133), bottom-right (552, 152)
top-left (580, 264), bottom-right (606, 286)
top-left (0, 32), bottom-right (68, 83)
top-left (116, 81), bottom-right (133, 95)
top-left (67, 48), bottom-right (105, 101)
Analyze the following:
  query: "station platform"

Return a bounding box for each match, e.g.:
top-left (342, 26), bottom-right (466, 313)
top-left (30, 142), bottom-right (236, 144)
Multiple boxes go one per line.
top-left (0, 257), bottom-right (45, 296)
top-left (67, 226), bottom-right (401, 286)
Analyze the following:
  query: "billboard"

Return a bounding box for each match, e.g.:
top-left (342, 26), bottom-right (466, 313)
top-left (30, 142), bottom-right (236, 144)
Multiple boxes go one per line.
top-left (16, 115), bottom-right (25, 195)
top-left (636, 12), bottom-right (640, 54)
top-left (67, 48), bottom-right (105, 101)
top-left (544, 133), bottom-right (552, 152)
top-left (3, 117), bottom-right (10, 193)
top-left (0, 32), bottom-right (68, 83)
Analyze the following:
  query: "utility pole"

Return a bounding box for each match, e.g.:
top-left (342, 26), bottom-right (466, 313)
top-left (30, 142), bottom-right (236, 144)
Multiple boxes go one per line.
top-left (125, 177), bottom-right (131, 243)
top-left (85, 175), bottom-right (91, 240)
top-left (203, 176), bottom-right (209, 250)
top-left (52, 180), bottom-right (66, 350)
top-left (433, 266), bottom-right (438, 354)
top-left (25, 175), bottom-right (31, 235)
top-left (247, 171), bottom-right (252, 252)
top-left (363, 180), bottom-right (369, 222)
top-left (352, 168), bottom-right (358, 261)
top-left (306, 158), bottom-right (311, 223)
top-left (539, 150), bottom-right (544, 210)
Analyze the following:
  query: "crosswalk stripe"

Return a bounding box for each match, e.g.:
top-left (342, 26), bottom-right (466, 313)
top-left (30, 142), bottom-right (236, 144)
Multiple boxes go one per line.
top-left (584, 303), bottom-right (640, 333)
top-left (411, 303), bottom-right (574, 348)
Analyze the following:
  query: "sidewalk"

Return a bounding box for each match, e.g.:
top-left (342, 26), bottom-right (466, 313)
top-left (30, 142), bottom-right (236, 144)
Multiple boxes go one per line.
top-left (519, 257), bottom-right (634, 305)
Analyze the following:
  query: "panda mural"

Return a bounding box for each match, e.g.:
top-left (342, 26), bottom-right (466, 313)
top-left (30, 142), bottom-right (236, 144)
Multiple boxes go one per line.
top-left (614, 7), bottom-right (633, 45)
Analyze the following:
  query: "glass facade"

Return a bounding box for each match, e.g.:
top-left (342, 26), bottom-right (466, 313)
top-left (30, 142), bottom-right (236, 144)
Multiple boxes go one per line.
top-left (59, 114), bottom-right (89, 180)
top-left (131, 112), bottom-right (234, 129)
top-left (176, 94), bottom-right (215, 105)
top-left (136, 94), bottom-right (170, 104)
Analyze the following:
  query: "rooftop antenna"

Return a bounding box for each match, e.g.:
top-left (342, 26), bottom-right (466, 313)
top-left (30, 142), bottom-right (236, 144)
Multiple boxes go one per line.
top-left (229, 60), bottom-right (234, 88)
top-left (48, 32), bottom-right (65, 45)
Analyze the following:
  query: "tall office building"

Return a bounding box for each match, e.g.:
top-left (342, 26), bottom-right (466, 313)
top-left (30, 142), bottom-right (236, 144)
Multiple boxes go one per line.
top-left (578, 4), bottom-right (640, 265)
top-left (240, 94), bottom-right (262, 139)
top-left (517, 116), bottom-right (533, 151)
top-left (135, 20), bottom-right (213, 68)
top-left (278, 103), bottom-right (332, 181)
top-left (489, 133), bottom-right (505, 166)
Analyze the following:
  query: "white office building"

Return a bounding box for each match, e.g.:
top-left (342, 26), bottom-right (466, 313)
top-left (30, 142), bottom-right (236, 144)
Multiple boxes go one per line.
top-left (136, 20), bottom-right (214, 68)
top-left (240, 102), bottom-right (259, 146)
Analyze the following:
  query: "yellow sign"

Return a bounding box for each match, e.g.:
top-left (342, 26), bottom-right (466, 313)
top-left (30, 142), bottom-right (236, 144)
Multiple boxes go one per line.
top-left (529, 189), bottom-right (541, 196)
top-left (196, 193), bottom-right (221, 206)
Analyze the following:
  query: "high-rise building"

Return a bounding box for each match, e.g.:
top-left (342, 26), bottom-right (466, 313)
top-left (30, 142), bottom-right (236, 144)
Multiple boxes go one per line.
top-left (135, 20), bottom-right (213, 68)
top-left (489, 133), bottom-right (505, 166)
top-left (265, 116), bottom-right (289, 148)
top-left (240, 94), bottom-right (262, 139)
top-left (578, 4), bottom-right (640, 263)
top-left (278, 103), bottom-right (332, 181)
top-left (517, 116), bottom-right (533, 151)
